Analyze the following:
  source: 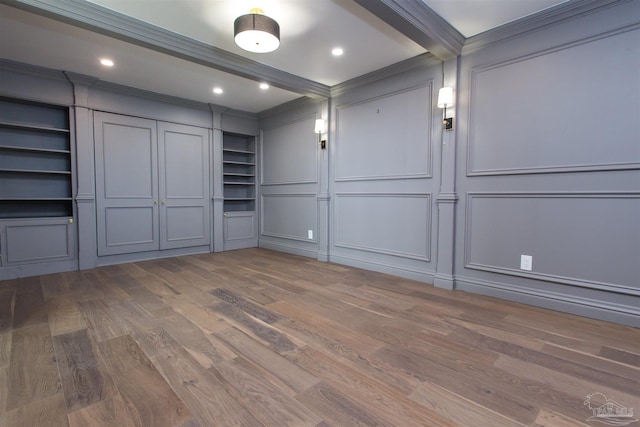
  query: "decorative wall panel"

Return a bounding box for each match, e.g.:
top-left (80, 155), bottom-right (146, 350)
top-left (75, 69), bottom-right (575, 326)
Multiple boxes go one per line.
top-left (4, 219), bottom-right (73, 264)
top-left (465, 192), bottom-right (640, 292)
top-left (261, 194), bottom-right (317, 241)
top-left (335, 85), bottom-right (432, 181)
top-left (468, 27), bottom-right (640, 175)
top-left (335, 193), bottom-right (431, 261)
top-left (261, 116), bottom-right (317, 185)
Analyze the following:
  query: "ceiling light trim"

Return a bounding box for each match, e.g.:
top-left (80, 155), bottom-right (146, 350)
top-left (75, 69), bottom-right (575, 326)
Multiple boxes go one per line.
top-left (2, 0), bottom-right (329, 99)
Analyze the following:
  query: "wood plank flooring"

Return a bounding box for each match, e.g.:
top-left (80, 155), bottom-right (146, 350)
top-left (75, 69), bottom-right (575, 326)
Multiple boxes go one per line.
top-left (0, 248), bottom-right (638, 426)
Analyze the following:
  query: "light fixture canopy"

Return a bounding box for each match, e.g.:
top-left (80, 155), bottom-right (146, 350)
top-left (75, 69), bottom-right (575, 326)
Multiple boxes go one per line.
top-left (437, 87), bottom-right (454, 130)
top-left (234, 8), bottom-right (280, 53)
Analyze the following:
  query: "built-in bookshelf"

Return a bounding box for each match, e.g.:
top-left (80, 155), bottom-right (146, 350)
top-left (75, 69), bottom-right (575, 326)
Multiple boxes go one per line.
top-left (223, 132), bottom-right (255, 212)
top-left (0, 97), bottom-right (73, 219)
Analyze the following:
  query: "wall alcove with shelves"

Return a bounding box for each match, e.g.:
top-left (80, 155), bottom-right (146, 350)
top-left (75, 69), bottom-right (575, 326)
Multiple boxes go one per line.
top-left (222, 132), bottom-right (258, 250)
top-left (0, 96), bottom-right (76, 276)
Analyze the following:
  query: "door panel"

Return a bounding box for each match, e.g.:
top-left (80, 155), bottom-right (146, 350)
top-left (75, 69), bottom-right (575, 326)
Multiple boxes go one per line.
top-left (104, 206), bottom-right (156, 248)
top-left (158, 122), bottom-right (210, 250)
top-left (95, 112), bottom-right (159, 255)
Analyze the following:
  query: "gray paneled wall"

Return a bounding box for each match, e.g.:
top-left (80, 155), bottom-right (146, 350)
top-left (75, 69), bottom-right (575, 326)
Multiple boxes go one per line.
top-left (329, 60), bottom-right (442, 281)
top-left (467, 27), bottom-right (640, 175)
top-left (334, 193), bottom-right (431, 261)
top-left (335, 85), bottom-right (432, 181)
top-left (258, 100), bottom-right (326, 258)
top-left (456, 1), bottom-right (640, 326)
top-left (261, 193), bottom-right (317, 242)
top-left (465, 192), bottom-right (640, 290)
top-left (2, 1), bottom-right (638, 326)
top-left (261, 116), bottom-right (318, 185)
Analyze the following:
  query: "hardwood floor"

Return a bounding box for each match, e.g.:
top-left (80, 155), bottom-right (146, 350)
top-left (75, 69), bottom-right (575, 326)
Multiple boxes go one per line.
top-left (0, 248), bottom-right (638, 426)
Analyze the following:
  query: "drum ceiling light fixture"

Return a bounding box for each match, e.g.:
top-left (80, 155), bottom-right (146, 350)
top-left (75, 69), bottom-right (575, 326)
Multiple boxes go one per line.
top-left (234, 8), bottom-right (280, 53)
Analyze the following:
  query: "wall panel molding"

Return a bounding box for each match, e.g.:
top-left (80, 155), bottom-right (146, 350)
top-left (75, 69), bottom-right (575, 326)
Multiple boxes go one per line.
top-left (260, 193), bottom-right (317, 242)
top-left (334, 192), bottom-right (431, 261)
top-left (464, 192), bottom-right (640, 294)
top-left (335, 84), bottom-right (433, 182)
top-left (260, 115), bottom-right (318, 186)
top-left (467, 24), bottom-right (640, 176)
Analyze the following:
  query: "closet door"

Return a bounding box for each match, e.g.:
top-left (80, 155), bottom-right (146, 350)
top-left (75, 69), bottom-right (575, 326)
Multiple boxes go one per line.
top-left (158, 122), bottom-right (210, 249)
top-left (95, 112), bottom-right (159, 256)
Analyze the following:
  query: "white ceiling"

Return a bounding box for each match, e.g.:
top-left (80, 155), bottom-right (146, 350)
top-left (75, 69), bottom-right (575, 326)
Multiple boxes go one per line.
top-left (0, 0), bottom-right (568, 113)
top-left (423, 0), bottom-right (569, 38)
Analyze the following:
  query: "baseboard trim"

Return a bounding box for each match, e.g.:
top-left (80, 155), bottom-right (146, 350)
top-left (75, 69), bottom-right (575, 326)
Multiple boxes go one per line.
top-left (95, 246), bottom-right (210, 267)
top-left (330, 253), bottom-right (435, 284)
top-left (259, 241), bottom-right (319, 260)
top-left (455, 275), bottom-right (640, 328)
top-left (433, 273), bottom-right (455, 290)
top-left (0, 259), bottom-right (78, 280)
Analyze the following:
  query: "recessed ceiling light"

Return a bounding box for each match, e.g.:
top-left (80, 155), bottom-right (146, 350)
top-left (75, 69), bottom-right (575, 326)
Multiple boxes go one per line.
top-left (259, 83), bottom-right (269, 90)
top-left (213, 87), bottom-right (223, 94)
top-left (332, 47), bottom-right (344, 56)
top-left (100, 58), bottom-right (114, 67)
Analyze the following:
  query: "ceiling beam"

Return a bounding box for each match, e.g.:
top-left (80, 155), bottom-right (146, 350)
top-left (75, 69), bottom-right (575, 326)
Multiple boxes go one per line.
top-left (354, 0), bottom-right (464, 60)
top-left (0, 0), bottom-right (330, 99)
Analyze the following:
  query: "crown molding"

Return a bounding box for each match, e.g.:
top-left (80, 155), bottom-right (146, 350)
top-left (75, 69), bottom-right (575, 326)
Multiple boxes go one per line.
top-left (258, 96), bottom-right (320, 120)
top-left (331, 53), bottom-right (440, 97)
top-left (92, 78), bottom-right (213, 111)
top-left (63, 71), bottom-right (99, 87)
top-left (221, 108), bottom-right (258, 120)
top-left (354, 0), bottom-right (464, 60)
top-left (0, 57), bottom-right (69, 82)
top-left (462, 0), bottom-right (627, 54)
top-left (0, 0), bottom-right (330, 99)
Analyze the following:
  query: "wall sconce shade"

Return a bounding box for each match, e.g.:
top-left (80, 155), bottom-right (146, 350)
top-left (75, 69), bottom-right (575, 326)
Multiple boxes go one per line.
top-left (437, 87), bottom-right (454, 130)
top-left (437, 87), bottom-right (453, 108)
top-left (234, 9), bottom-right (280, 53)
top-left (315, 119), bottom-right (327, 149)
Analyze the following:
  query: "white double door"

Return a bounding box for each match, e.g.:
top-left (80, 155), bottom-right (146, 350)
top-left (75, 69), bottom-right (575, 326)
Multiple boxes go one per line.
top-left (95, 112), bottom-right (210, 256)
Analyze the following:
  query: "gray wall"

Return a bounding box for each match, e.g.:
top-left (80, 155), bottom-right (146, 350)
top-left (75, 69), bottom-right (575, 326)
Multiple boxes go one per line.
top-left (254, 2), bottom-right (640, 326)
top-left (454, 1), bottom-right (640, 325)
top-left (329, 57), bottom-right (444, 282)
top-left (2, 0), bottom-right (638, 326)
top-left (0, 62), bottom-right (258, 276)
top-left (258, 99), bottom-right (328, 259)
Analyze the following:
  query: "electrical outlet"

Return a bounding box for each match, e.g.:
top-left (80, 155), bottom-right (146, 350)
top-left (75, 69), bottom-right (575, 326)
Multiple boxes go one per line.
top-left (520, 255), bottom-right (532, 271)
top-left (308, 229), bottom-right (313, 240)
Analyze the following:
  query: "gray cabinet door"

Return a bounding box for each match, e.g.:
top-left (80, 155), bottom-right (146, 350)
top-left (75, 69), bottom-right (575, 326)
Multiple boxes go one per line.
top-left (95, 112), bottom-right (159, 256)
top-left (0, 218), bottom-right (75, 266)
top-left (158, 122), bottom-right (210, 250)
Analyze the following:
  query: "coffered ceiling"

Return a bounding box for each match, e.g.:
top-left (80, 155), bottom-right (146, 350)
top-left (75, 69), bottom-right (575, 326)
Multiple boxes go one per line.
top-left (0, 0), bottom-right (569, 113)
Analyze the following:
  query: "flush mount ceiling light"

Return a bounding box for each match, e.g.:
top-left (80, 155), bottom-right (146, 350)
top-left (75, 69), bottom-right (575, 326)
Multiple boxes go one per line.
top-left (234, 8), bottom-right (280, 53)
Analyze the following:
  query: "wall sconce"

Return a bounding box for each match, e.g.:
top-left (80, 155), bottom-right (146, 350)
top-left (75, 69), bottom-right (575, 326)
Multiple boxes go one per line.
top-left (315, 118), bottom-right (327, 149)
top-left (437, 87), bottom-right (454, 130)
